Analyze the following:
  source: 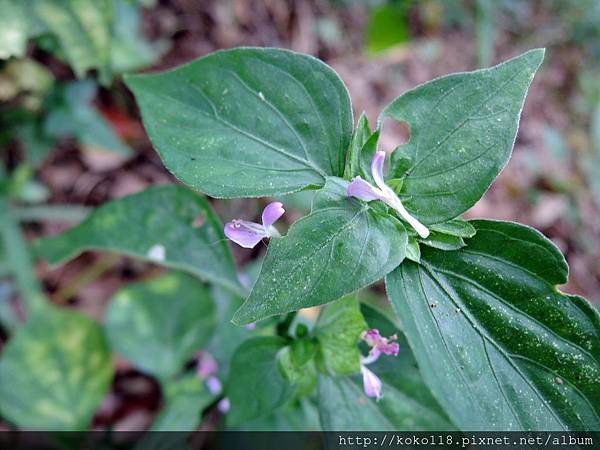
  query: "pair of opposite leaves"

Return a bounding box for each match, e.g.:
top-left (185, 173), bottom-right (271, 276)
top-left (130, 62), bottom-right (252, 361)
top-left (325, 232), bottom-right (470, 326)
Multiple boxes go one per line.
top-left (123, 47), bottom-right (546, 325)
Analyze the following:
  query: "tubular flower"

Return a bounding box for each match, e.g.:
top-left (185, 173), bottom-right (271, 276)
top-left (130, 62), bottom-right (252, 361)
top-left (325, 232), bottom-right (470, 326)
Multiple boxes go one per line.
top-left (224, 201), bottom-right (285, 248)
top-left (347, 151), bottom-right (430, 238)
top-left (359, 328), bottom-right (400, 400)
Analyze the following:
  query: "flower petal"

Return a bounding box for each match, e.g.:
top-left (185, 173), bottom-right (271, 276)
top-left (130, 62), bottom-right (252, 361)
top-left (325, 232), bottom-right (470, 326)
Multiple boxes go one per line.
top-left (363, 328), bottom-right (400, 356)
top-left (361, 365), bottom-right (383, 399)
top-left (218, 397), bottom-right (231, 413)
top-left (224, 220), bottom-right (266, 248)
top-left (347, 177), bottom-right (382, 202)
top-left (371, 151), bottom-right (387, 191)
top-left (196, 351), bottom-right (218, 377)
top-left (206, 376), bottom-right (223, 395)
top-left (262, 201), bottom-right (285, 229)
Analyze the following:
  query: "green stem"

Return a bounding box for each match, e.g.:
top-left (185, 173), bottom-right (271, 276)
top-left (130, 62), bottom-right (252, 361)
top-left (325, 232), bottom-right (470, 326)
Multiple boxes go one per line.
top-left (12, 204), bottom-right (90, 223)
top-left (0, 199), bottom-right (46, 314)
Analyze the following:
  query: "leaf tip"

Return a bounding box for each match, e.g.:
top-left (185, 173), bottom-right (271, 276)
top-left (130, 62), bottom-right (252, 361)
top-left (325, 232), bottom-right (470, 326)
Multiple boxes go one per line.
top-left (231, 305), bottom-right (253, 327)
top-left (521, 48), bottom-right (546, 72)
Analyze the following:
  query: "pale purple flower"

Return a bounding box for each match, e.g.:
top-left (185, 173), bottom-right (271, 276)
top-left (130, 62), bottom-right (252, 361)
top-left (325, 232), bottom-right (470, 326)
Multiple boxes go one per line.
top-left (217, 397), bottom-right (231, 413)
top-left (245, 322), bottom-right (257, 331)
top-left (347, 151), bottom-right (430, 238)
top-left (195, 351), bottom-right (218, 378)
top-left (206, 376), bottom-right (223, 395)
top-left (360, 365), bottom-right (383, 400)
top-left (359, 328), bottom-right (400, 400)
top-left (224, 202), bottom-right (285, 248)
top-left (363, 329), bottom-right (399, 359)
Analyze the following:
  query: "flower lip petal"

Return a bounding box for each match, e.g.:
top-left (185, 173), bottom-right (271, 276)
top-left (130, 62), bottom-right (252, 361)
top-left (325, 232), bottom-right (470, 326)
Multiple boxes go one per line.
top-left (262, 202), bottom-right (285, 229)
top-left (347, 177), bottom-right (383, 202)
top-left (371, 151), bottom-right (387, 190)
top-left (361, 365), bottom-right (383, 399)
top-left (363, 328), bottom-right (400, 357)
top-left (224, 220), bottom-right (266, 248)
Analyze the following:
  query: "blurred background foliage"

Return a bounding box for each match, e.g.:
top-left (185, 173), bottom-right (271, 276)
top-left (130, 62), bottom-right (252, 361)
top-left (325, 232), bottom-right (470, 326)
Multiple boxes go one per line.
top-left (0, 0), bottom-right (598, 432)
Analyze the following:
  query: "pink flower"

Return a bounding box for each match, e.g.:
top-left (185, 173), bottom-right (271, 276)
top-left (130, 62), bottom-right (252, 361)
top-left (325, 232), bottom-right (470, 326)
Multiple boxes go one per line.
top-left (363, 329), bottom-right (399, 358)
top-left (359, 328), bottom-right (400, 400)
top-left (348, 151), bottom-right (429, 238)
top-left (361, 365), bottom-right (382, 400)
top-left (224, 202), bottom-right (285, 248)
top-left (218, 397), bottom-right (230, 413)
top-left (195, 351), bottom-right (218, 378)
top-left (206, 376), bottom-right (223, 395)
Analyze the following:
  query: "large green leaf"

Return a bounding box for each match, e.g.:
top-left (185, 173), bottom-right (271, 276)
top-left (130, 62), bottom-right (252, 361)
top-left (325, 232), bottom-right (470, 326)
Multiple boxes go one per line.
top-left (380, 49), bottom-right (544, 224)
top-left (232, 177), bottom-right (407, 325)
top-left (125, 47), bottom-right (353, 198)
top-left (105, 272), bottom-right (216, 379)
top-left (35, 185), bottom-right (243, 295)
top-left (0, 307), bottom-right (113, 430)
top-left (318, 305), bottom-right (454, 431)
top-left (226, 336), bottom-right (295, 426)
top-left (386, 220), bottom-right (600, 431)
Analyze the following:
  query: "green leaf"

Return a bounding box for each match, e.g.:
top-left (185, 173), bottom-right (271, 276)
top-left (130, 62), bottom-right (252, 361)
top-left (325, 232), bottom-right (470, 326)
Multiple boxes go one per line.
top-left (277, 342), bottom-right (317, 385)
top-left (44, 80), bottom-right (132, 156)
top-left (344, 112), bottom-right (371, 179)
top-left (318, 305), bottom-right (454, 431)
top-left (226, 336), bottom-right (295, 426)
top-left (405, 236), bottom-right (421, 263)
top-left (386, 220), bottom-right (600, 431)
top-left (239, 399), bottom-right (321, 431)
top-left (0, 307), bottom-right (113, 430)
top-left (110, 0), bottom-right (166, 74)
top-left (35, 185), bottom-right (243, 295)
top-left (0, 1), bottom-right (36, 59)
top-left (419, 231), bottom-right (465, 251)
top-left (0, 198), bottom-right (46, 314)
top-left (16, 122), bottom-right (56, 168)
top-left (366, 4), bottom-right (410, 54)
top-left (430, 218), bottom-right (476, 238)
top-left (105, 272), bottom-right (216, 379)
top-left (206, 286), bottom-right (256, 376)
top-left (380, 49), bottom-right (545, 224)
top-left (150, 374), bottom-right (215, 431)
top-left (125, 47), bottom-right (353, 198)
top-left (33, 0), bottom-right (113, 83)
top-left (232, 177), bottom-right (407, 325)
top-left (315, 296), bottom-right (367, 375)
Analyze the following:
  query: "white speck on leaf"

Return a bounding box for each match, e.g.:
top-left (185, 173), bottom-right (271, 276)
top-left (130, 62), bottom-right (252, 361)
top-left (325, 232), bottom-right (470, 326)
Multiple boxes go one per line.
top-left (147, 244), bottom-right (166, 262)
